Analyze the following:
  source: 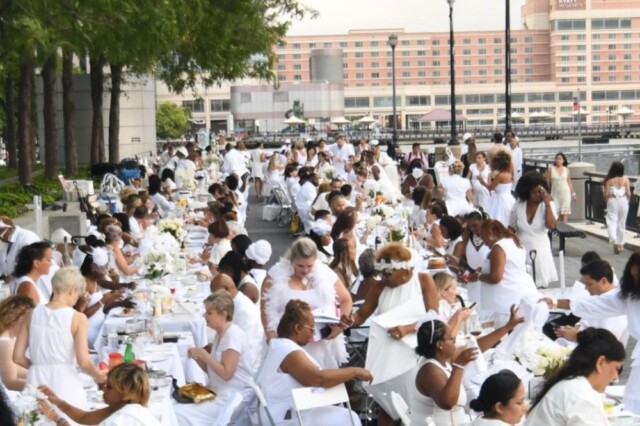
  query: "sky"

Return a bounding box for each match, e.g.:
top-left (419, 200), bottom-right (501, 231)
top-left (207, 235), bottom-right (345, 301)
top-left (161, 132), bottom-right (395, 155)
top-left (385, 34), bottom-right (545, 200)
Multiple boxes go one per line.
top-left (288, 0), bottom-right (528, 35)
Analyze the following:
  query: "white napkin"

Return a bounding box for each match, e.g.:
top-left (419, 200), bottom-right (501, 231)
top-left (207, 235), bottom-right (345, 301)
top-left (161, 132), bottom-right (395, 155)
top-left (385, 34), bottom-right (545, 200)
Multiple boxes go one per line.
top-left (493, 301), bottom-right (549, 360)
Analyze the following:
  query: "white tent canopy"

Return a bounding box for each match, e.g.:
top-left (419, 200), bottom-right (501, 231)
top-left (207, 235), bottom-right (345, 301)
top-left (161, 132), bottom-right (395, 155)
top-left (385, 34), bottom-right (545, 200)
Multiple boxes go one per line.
top-left (358, 115), bottom-right (377, 124)
top-left (331, 116), bottom-right (351, 125)
top-left (497, 112), bottom-right (524, 121)
top-left (529, 111), bottom-right (553, 120)
top-left (616, 106), bottom-right (634, 117)
top-left (283, 115), bottom-right (304, 125)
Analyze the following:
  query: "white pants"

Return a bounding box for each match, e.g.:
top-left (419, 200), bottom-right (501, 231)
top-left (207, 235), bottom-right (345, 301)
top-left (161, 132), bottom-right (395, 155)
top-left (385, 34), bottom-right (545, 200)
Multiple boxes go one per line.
top-left (606, 197), bottom-right (629, 245)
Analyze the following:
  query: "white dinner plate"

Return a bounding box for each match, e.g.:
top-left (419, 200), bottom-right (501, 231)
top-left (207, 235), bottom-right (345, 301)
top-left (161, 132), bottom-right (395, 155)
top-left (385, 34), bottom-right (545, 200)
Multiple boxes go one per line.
top-left (110, 307), bottom-right (137, 317)
top-left (606, 385), bottom-right (625, 399)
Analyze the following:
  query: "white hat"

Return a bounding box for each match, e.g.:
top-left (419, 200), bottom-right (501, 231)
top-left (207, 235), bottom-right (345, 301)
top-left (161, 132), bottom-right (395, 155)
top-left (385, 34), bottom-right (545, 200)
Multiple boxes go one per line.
top-left (285, 138), bottom-right (292, 144)
top-left (463, 133), bottom-right (473, 142)
top-left (91, 247), bottom-right (109, 267)
top-left (369, 139), bottom-right (380, 146)
top-left (50, 228), bottom-right (72, 244)
top-left (176, 147), bottom-right (189, 157)
top-left (246, 240), bottom-right (272, 265)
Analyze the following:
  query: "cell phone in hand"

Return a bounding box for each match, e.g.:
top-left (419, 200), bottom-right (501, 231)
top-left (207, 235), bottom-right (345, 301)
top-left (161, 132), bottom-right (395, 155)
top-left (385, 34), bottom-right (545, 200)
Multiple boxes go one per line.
top-left (319, 326), bottom-right (332, 340)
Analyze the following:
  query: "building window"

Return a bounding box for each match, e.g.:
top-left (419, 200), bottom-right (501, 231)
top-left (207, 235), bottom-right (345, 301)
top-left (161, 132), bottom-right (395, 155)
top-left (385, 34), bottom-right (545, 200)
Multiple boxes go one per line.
top-left (551, 19), bottom-right (585, 31)
top-left (272, 92), bottom-right (288, 103)
top-left (433, 70), bottom-right (440, 77)
top-left (593, 76), bottom-right (601, 82)
top-left (293, 54), bottom-right (301, 59)
top-left (355, 73), bottom-right (364, 79)
top-left (561, 45), bottom-right (570, 51)
top-left (372, 72), bottom-right (380, 78)
top-left (401, 61), bottom-right (410, 67)
top-left (370, 41), bottom-right (379, 47)
top-left (402, 71), bottom-right (410, 77)
top-left (239, 94), bottom-right (251, 104)
top-left (624, 64), bottom-right (632, 70)
top-left (577, 66), bottom-right (586, 72)
top-left (373, 96), bottom-right (401, 107)
top-left (308, 43), bottom-right (316, 48)
top-left (561, 77), bottom-right (570, 83)
top-left (525, 47), bottom-right (533, 54)
top-left (355, 52), bottom-right (363, 58)
top-left (276, 54), bottom-right (285, 61)
top-left (592, 34), bottom-right (600, 40)
top-left (355, 63), bottom-right (363, 68)
top-left (608, 65), bottom-right (617, 71)
top-left (401, 40), bottom-right (410, 46)
top-left (401, 51), bottom-right (410, 56)
top-left (494, 48), bottom-right (501, 54)
top-left (479, 69), bottom-right (487, 76)
top-left (577, 56), bottom-right (585, 62)
top-left (624, 44), bottom-right (632, 50)
top-left (417, 60), bottom-right (426, 66)
top-left (463, 38), bottom-right (471, 45)
top-left (593, 54), bottom-right (600, 61)
top-left (343, 63), bottom-right (348, 69)
top-left (292, 43), bottom-right (301, 49)
top-left (608, 54), bottom-right (616, 61)
top-left (479, 48), bottom-right (487, 55)
top-left (624, 54), bottom-right (632, 61)
top-left (293, 64), bottom-right (301, 70)
top-left (494, 69), bottom-right (502, 75)
top-left (407, 96), bottom-right (430, 106)
top-left (371, 52), bottom-right (379, 57)
top-left (463, 69), bottom-right (471, 76)
top-left (432, 39), bottom-right (440, 46)
top-left (608, 75), bottom-right (616, 82)
top-left (493, 37), bottom-right (501, 44)
top-left (577, 34), bottom-right (586, 40)
top-left (463, 59), bottom-right (471, 66)
top-left (432, 50), bottom-right (440, 56)
top-left (277, 64), bottom-right (285, 71)
top-left (417, 39), bottom-right (426, 45)
top-left (494, 58), bottom-right (501, 65)
top-left (355, 41), bottom-right (363, 47)
top-left (592, 45), bottom-right (601, 50)
top-left (323, 42), bottom-right (332, 48)
top-left (562, 66), bottom-right (570, 72)
top-left (432, 60), bottom-right (440, 66)
top-left (624, 75), bottom-right (632, 81)
top-left (343, 52), bottom-right (348, 58)
top-left (624, 33), bottom-right (632, 39)
top-left (210, 99), bottom-right (230, 112)
top-left (463, 49), bottom-right (471, 55)
top-left (293, 74), bottom-right (302, 81)
top-left (372, 62), bottom-right (379, 68)
top-left (417, 50), bottom-right (426, 56)
top-left (339, 42), bottom-right (347, 48)
top-left (344, 97), bottom-right (369, 108)
top-left (278, 75), bottom-right (285, 81)
top-left (479, 59), bottom-right (487, 65)
top-left (561, 35), bottom-right (570, 41)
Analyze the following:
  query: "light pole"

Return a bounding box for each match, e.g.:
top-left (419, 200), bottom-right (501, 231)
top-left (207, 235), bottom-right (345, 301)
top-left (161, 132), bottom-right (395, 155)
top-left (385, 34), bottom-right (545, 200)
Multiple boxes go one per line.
top-left (505, 0), bottom-right (512, 134)
top-left (388, 34), bottom-right (398, 153)
top-left (447, 0), bottom-right (459, 145)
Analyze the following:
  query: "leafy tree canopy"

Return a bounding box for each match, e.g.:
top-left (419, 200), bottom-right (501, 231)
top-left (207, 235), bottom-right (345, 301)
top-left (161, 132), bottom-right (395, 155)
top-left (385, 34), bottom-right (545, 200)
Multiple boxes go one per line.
top-left (156, 102), bottom-right (189, 139)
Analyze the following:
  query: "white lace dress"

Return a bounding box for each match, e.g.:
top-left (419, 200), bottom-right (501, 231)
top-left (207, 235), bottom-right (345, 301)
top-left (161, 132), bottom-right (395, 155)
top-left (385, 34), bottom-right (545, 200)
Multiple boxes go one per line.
top-left (263, 259), bottom-right (348, 369)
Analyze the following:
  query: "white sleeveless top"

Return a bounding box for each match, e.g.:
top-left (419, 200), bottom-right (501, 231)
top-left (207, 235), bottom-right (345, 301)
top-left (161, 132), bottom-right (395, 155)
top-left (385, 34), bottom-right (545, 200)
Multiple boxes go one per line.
top-left (410, 358), bottom-right (471, 425)
top-left (86, 291), bottom-right (105, 348)
top-left (11, 275), bottom-right (47, 305)
top-left (378, 271), bottom-right (424, 314)
top-left (27, 305), bottom-right (88, 409)
top-left (465, 238), bottom-right (491, 310)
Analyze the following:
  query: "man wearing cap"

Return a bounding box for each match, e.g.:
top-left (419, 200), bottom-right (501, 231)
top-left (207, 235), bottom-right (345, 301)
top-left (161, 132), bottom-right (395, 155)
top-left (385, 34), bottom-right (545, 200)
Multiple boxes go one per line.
top-left (327, 134), bottom-right (355, 179)
top-left (0, 217), bottom-right (41, 283)
top-left (403, 143), bottom-right (429, 170)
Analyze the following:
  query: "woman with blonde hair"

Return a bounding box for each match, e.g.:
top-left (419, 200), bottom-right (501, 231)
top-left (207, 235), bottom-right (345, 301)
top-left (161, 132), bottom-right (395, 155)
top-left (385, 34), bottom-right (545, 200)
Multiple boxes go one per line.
top-left (0, 295), bottom-right (35, 391)
top-left (441, 160), bottom-right (473, 217)
top-left (38, 363), bottom-right (160, 425)
top-left (14, 267), bottom-right (106, 410)
top-left (261, 237), bottom-right (352, 369)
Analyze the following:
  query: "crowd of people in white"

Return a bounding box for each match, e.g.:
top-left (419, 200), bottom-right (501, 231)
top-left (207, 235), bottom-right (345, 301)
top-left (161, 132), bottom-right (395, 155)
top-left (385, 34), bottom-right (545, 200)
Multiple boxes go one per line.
top-left (0, 131), bottom-right (637, 426)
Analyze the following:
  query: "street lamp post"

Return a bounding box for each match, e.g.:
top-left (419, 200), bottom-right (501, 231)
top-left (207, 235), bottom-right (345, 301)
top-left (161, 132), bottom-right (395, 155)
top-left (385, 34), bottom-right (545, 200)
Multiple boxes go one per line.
top-left (447, 0), bottom-right (459, 145)
top-left (505, 0), bottom-right (512, 134)
top-left (388, 34), bottom-right (398, 153)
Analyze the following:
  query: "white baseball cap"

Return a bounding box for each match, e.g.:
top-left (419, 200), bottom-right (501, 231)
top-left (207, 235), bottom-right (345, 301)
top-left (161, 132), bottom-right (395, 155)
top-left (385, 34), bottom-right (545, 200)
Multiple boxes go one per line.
top-left (285, 138), bottom-right (292, 144)
top-left (463, 133), bottom-right (473, 142)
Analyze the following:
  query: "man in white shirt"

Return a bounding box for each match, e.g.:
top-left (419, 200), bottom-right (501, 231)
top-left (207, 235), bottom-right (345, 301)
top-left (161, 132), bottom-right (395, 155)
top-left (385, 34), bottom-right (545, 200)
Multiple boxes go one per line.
top-left (506, 131), bottom-right (523, 189)
top-left (0, 217), bottom-right (40, 282)
top-left (159, 143), bottom-right (174, 168)
top-left (222, 143), bottom-right (249, 177)
top-left (327, 135), bottom-right (355, 179)
top-left (542, 260), bottom-right (628, 346)
top-left (294, 167), bottom-right (319, 234)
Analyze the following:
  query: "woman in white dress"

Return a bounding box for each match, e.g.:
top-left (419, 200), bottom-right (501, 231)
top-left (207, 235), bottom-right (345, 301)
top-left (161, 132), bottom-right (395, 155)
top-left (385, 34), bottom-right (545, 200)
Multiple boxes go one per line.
top-left (458, 209), bottom-right (491, 316)
top-left (207, 220), bottom-right (233, 274)
top-left (257, 299), bottom-right (371, 425)
top-left (0, 296), bottom-right (34, 392)
top-left (466, 220), bottom-right (539, 327)
top-left (604, 161), bottom-right (631, 254)
top-left (432, 272), bottom-right (469, 335)
top-left (176, 291), bottom-right (255, 425)
top-left (251, 142), bottom-right (267, 200)
top-left (441, 161), bottom-right (473, 217)
top-left (329, 238), bottom-right (359, 292)
top-left (468, 152), bottom-right (491, 211)
top-left (510, 172), bottom-right (558, 288)
top-left (342, 243), bottom-right (439, 426)
top-left (525, 328), bottom-right (625, 425)
top-left (410, 312), bottom-right (524, 426)
top-left (38, 363), bottom-right (161, 426)
top-left (104, 225), bottom-right (140, 277)
top-left (11, 242), bottom-right (53, 305)
top-left (468, 370), bottom-right (527, 426)
top-left (292, 140), bottom-right (308, 165)
top-left (545, 152), bottom-right (575, 222)
top-left (14, 267), bottom-right (106, 411)
top-left (261, 237), bottom-right (352, 369)
top-left (148, 174), bottom-right (174, 217)
top-left (480, 151), bottom-right (514, 228)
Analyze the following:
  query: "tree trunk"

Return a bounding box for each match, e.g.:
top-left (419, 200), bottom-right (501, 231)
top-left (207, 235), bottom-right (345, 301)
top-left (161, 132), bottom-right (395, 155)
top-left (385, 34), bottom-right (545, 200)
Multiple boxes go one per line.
top-left (17, 60), bottom-right (33, 185)
top-left (108, 63), bottom-right (123, 163)
top-left (62, 49), bottom-right (77, 176)
top-left (90, 56), bottom-right (106, 164)
top-left (42, 54), bottom-right (58, 179)
top-left (3, 78), bottom-right (17, 168)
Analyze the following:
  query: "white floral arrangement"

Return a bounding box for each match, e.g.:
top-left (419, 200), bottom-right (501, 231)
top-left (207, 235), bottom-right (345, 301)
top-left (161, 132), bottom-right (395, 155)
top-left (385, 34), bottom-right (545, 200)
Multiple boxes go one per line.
top-left (138, 226), bottom-right (183, 281)
top-left (366, 215), bottom-right (382, 230)
top-left (317, 165), bottom-right (336, 182)
top-left (386, 220), bottom-right (406, 242)
top-left (363, 179), bottom-right (381, 197)
top-left (12, 385), bottom-right (45, 424)
top-left (394, 205), bottom-right (413, 220)
top-left (512, 322), bottom-right (573, 376)
top-left (157, 219), bottom-right (184, 243)
top-left (175, 167), bottom-right (196, 190)
top-left (372, 205), bottom-right (394, 219)
top-left (205, 152), bottom-right (221, 167)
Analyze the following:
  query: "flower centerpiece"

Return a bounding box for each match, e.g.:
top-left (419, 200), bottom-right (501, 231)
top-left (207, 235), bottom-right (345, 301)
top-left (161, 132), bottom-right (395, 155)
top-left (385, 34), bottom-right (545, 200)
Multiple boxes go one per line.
top-left (138, 226), bottom-right (183, 281)
top-left (12, 385), bottom-right (45, 425)
top-left (387, 221), bottom-right (406, 242)
top-left (363, 179), bottom-right (380, 198)
top-left (157, 219), bottom-right (184, 243)
top-left (175, 167), bottom-right (196, 191)
top-left (512, 322), bottom-right (573, 377)
top-left (317, 165), bottom-right (336, 183)
top-left (176, 198), bottom-right (189, 209)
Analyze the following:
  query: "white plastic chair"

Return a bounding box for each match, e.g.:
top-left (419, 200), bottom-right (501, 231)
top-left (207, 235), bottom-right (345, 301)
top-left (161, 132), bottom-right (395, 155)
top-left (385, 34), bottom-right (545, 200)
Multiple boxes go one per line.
top-left (249, 382), bottom-right (276, 426)
top-left (215, 391), bottom-right (243, 425)
top-left (391, 391), bottom-right (411, 426)
top-left (291, 383), bottom-right (356, 426)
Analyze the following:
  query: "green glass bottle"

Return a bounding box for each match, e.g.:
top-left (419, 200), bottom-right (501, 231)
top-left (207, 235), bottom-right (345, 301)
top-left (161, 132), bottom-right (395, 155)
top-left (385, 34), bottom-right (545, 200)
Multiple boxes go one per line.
top-left (124, 341), bottom-right (135, 363)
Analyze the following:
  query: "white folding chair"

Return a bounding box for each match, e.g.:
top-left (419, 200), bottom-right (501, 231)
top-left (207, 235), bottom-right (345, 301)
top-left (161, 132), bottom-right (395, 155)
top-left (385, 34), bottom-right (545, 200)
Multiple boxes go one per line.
top-left (391, 391), bottom-right (411, 426)
top-left (249, 382), bottom-right (276, 426)
top-left (291, 383), bottom-right (356, 426)
top-left (215, 391), bottom-right (243, 425)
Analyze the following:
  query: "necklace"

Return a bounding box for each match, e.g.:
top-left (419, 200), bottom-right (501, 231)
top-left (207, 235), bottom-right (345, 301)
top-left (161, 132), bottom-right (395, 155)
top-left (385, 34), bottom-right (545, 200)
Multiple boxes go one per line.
top-left (472, 233), bottom-right (484, 247)
top-left (214, 323), bottom-right (232, 352)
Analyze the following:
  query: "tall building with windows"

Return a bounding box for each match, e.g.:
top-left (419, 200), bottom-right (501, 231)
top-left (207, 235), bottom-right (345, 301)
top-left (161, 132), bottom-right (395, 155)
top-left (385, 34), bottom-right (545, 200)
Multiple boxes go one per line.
top-left (156, 0), bottom-right (640, 133)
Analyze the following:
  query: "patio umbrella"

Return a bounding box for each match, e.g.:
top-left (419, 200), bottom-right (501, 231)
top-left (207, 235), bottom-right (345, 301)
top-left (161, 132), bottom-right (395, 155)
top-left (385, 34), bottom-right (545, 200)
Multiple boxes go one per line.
top-left (569, 108), bottom-right (589, 116)
top-left (498, 112), bottom-right (524, 121)
top-left (616, 107), bottom-right (634, 126)
top-left (331, 116), bottom-right (351, 125)
top-left (282, 115), bottom-right (304, 125)
top-left (417, 109), bottom-right (465, 122)
top-left (529, 111), bottom-right (552, 120)
top-left (358, 115), bottom-right (377, 124)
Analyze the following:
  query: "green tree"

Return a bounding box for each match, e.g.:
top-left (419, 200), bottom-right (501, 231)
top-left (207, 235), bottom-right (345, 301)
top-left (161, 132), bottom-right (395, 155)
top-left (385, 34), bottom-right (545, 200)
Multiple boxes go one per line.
top-left (156, 103), bottom-right (189, 139)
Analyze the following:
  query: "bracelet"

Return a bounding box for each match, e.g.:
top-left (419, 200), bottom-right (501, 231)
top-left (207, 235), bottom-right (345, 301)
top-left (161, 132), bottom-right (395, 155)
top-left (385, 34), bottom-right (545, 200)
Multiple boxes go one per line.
top-left (452, 363), bottom-right (465, 370)
top-left (551, 298), bottom-right (558, 309)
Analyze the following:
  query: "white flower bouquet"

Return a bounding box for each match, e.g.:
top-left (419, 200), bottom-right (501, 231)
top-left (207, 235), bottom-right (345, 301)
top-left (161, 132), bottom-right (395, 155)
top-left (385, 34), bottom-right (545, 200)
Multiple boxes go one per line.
top-left (12, 385), bottom-right (45, 425)
top-left (175, 167), bottom-right (196, 190)
top-left (363, 179), bottom-right (381, 198)
top-left (317, 165), bottom-right (336, 182)
top-left (373, 205), bottom-right (394, 219)
top-left (366, 215), bottom-right (382, 230)
top-left (157, 219), bottom-right (185, 243)
top-left (512, 322), bottom-right (572, 376)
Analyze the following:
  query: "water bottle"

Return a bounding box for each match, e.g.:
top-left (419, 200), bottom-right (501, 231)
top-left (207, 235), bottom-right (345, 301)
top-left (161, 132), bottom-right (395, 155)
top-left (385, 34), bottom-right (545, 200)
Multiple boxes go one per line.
top-left (151, 318), bottom-right (163, 345)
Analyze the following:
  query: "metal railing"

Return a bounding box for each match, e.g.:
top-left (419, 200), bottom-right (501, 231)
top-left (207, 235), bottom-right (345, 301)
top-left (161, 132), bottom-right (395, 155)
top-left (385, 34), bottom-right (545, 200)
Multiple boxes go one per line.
top-left (584, 171), bottom-right (640, 233)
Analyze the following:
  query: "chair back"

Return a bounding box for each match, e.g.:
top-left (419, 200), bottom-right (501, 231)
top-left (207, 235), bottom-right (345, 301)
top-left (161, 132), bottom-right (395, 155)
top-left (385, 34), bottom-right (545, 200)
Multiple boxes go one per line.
top-left (291, 384), bottom-right (355, 426)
